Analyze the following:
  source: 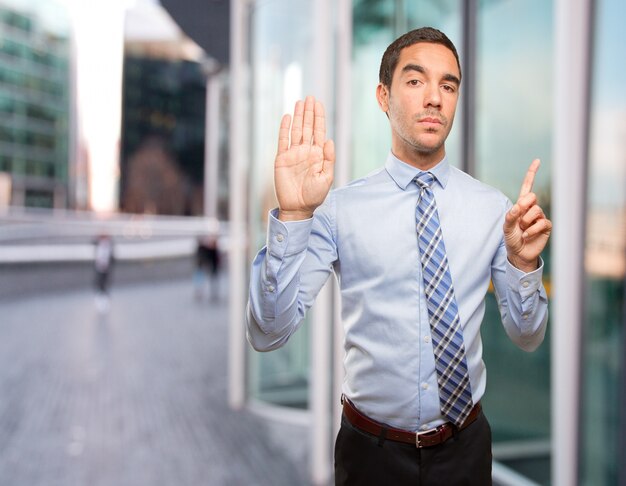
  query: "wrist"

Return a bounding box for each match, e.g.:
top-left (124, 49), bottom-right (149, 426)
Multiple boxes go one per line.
top-left (278, 209), bottom-right (314, 221)
top-left (508, 255), bottom-right (538, 273)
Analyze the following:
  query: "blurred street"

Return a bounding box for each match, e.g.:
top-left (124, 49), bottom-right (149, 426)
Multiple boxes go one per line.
top-left (0, 270), bottom-right (310, 486)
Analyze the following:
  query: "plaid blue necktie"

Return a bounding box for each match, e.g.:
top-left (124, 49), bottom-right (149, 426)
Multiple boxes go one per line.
top-left (415, 172), bottom-right (473, 427)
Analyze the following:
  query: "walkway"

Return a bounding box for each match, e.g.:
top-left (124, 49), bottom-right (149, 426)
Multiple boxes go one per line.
top-left (0, 276), bottom-right (310, 486)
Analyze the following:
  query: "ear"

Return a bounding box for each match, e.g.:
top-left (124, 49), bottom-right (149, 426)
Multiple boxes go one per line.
top-left (376, 83), bottom-right (389, 113)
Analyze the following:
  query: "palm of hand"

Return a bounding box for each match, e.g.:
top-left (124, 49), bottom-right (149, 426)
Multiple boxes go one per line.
top-left (275, 144), bottom-right (331, 213)
top-left (274, 96), bottom-right (335, 220)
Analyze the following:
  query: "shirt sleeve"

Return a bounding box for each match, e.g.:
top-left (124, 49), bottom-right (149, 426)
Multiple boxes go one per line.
top-left (247, 200), bottom-right (337, 352)
top-left (491, 238), bottom-right (549, 352)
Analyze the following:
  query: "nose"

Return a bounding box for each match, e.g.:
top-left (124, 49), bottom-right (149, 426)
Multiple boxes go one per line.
top-left (423, 83), bottom-right (441, 108)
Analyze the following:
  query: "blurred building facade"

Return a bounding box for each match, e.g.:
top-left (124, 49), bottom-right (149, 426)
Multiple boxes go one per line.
top-left (120, 56), bottom-right (206, 215)
top-left (0, 0), bottom-right (228, 216)
top-left (0, 0), bottom-right (71, 209)
top-left (227, 0), bottom-right (626, 485)
top-left (121, 1), bottom-right (227, 218)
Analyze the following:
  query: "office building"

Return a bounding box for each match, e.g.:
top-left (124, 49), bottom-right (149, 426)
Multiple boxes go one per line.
top-left (0, 0), bottom-right (71, 208)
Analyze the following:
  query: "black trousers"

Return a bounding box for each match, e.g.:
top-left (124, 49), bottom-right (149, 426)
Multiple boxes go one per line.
top-left (95, 270), bottom-right (110, 294)
top-left (334, 410), bottom-right (492, 485)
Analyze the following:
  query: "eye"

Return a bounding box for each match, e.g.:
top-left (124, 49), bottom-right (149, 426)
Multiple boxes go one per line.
top-left (408, 79), bottom-right (421, 86)
top-left (442, 84), bottom-right (456, 93)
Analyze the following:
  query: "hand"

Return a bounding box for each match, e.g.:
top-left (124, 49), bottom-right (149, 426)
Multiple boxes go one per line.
top-left (274, 96), bottom-right (335, 221)
top-left (503, 159), bottom-right (553, 272)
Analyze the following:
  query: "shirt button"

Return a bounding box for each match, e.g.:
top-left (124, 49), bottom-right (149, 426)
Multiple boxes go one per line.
top-left (424, 336), bottom-right (431, 344)
top-left (421, 383), bottom-right (429, 390)
top-left (522, 313), bottom-right (529, 320)
top-left (276, 234), bottom-right (284, 242)
top-left (267, 285), bottom-right (275, 292)
top-left (522, 281), bottom-right (530, 288)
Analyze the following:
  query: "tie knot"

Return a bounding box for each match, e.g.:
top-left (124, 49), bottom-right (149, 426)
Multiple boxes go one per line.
top-left (415, 172), bottom-right (435, 190)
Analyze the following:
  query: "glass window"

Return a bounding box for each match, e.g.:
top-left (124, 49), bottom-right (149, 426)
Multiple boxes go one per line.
top-left (476, 0), bottom-right (553, 483)
top-left (246, 0), bottom-right (317, 408)
top-left (0, 0), bottom-right (71, 201)
top-left (580, 0), bottom-right (626, 484)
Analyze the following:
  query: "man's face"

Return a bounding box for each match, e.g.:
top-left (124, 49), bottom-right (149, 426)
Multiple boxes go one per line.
top-left (376, 42), bottom-right (460, 167)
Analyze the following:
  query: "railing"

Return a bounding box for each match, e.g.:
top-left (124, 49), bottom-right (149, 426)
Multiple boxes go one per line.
top-left (0, 206), bottom-right (227, 263)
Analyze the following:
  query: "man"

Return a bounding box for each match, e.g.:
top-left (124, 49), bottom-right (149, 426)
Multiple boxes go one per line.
top-left (247, 27), bottom-right (550, 485)
top-left (93, 233), bottom-right (114, 313)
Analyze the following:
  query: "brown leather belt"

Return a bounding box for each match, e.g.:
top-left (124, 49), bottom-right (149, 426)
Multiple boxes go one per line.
top-left (342, 396), bottom-right (482, 448)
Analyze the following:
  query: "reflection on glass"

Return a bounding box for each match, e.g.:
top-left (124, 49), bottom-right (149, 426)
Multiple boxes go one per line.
top-left (247, 0), bottom-right (315, 408)
top-left (476, 1), bottom-right (553, 483)
top-left (580, 0), bottom-right (626, 483)
top-left (476, 0), bottom-right (552, 198)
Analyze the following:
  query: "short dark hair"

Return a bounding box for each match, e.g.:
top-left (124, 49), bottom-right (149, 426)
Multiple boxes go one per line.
top-left (378, 27), bottom-right (462, 88)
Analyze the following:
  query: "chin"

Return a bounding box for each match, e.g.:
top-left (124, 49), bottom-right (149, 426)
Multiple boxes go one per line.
top-left (413, 139), bottom-right (444, 154)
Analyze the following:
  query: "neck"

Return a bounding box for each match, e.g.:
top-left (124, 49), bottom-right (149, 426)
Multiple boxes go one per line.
top-left (391, 145), bottom-right (446, 171)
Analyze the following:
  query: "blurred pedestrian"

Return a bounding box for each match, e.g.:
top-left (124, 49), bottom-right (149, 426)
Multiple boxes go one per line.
top-left (93, 233), bottom-right (114, 313)
top-left (194, 234), bottom-right (221, 301)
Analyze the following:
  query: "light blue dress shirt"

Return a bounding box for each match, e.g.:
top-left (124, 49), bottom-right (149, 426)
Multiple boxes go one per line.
top-left (247, 153), bottom-right (549, 432)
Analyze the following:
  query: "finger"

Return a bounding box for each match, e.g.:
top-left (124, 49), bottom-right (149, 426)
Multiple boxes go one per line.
top-left (302, 96), bottom-right (315, 145)
top-left (313, 101), bottom-right (326, 148)
top-left (290, 100), bottom-right (304, 146)
top-left (323, 139), bottom-right (335, 165)
top-left (518, 159), bottom-right (541, 199)
top-left (516, 192), bottom-right (538, 214)
top-left (277, 114), bottom-right (291, 154)
top-left (503, 204), bottom-right (520, 233)
top-left (522, 218), bottom-right (552, 239)
top-left (322, 140), bottom-right (335, 181)
top-left (519, 205), bottom-right (545, 231)
top-left (505, 193), bottom-right (537, 233)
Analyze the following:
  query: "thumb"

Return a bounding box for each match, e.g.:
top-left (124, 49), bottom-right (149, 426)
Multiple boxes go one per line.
top-left (323, 140), bottom-right (335, 177)
top-left (324, 139), bottom-right (335, 164)
top-left (503, 204), bottom-right (520, 234)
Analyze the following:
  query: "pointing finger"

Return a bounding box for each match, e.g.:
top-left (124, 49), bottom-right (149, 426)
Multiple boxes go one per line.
top-left (518, 159), bottom-right (541, 199)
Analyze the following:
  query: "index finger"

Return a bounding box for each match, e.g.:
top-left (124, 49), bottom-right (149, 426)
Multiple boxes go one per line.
top-left (518, 158), bottom-right (541, 199)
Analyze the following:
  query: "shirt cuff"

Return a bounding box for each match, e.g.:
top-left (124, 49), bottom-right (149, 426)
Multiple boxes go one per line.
top-left (267, 208), bottom-right (313, 258)
top-left (506, 257), bottom-right (544, 297)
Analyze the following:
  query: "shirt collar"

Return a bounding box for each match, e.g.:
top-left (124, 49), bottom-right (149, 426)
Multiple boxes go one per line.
top-left (385, 152), bottom-right (451, 190)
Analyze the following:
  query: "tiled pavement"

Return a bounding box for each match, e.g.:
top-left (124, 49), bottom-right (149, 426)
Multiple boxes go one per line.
top-left (0, 276), bottom-right (311, 486)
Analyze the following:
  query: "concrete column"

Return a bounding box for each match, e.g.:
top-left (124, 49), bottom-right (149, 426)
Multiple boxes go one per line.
top-left (552, 0), bottom-right (593, 485)
top-left (227, 0), bottom-right (249, 410)
top-left (332, 0), bottom-right (352, 446)
top-left (204, 70), bottom-right (221, 220)
top-left (309, 0), bottom-right (334, 483)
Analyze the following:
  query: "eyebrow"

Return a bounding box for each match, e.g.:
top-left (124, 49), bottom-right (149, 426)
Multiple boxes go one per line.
top-left (401, 63), bottom-right (461, 86)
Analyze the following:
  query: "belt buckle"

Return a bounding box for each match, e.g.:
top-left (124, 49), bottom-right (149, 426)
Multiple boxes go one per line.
top-left (415, 433), bottom-right (424, 448)
top-left (415, 425), bottom-right (443, 448)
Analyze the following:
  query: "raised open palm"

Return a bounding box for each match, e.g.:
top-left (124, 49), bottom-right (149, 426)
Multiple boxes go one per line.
top-left (275, 96), bottom-right (335, 221)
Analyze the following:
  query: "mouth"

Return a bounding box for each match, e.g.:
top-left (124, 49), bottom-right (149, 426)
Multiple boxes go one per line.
top-left (418, 117), bottom-right (442, 125)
